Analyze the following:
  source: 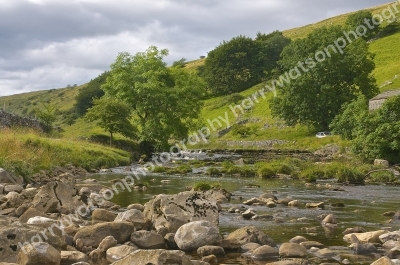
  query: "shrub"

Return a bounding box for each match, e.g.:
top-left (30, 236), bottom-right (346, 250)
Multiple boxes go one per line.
top-left (153, 166), bottom-right (167, 173)
top-left (336, 167), bottom-right (364, 184)
top-left (207, 167), bottom-right (221, 177)
top-left (367, 171), bottom-right (398, 183)
top-left (193, 182), bottom-right (212, 191)
top-left (168, 164), bottom-right (192, 174)
top-left (258, 165), bottom-right (275, 179)
top-left (300, 166), bottom-right (324, 183)
top-left (240, 166), bottom-right (256, 177)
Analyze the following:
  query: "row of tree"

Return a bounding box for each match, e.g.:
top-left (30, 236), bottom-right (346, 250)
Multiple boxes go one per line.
top-left (68, 10), bottom-right (398, 164)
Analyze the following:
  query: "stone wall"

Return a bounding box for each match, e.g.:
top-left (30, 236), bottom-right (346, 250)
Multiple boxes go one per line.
top-left (225, 140), bottom-right (288, 148)
top-left (0, 110), bottom-right (45, 132)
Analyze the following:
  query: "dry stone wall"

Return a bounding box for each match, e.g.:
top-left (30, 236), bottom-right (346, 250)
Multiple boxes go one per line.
top-left (0, 110), bottom-right (45, 132)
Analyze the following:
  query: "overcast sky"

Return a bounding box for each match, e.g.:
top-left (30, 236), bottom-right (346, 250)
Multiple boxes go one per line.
top-left (0, 0), bottom-right (392, 97)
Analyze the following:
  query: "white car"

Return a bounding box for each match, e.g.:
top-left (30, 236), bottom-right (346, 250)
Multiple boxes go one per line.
top-left (316, 132), bottom-right (331, 138)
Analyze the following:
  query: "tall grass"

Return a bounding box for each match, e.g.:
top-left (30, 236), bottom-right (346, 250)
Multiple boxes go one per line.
top-left (0, 128), bottom-right (131, 179)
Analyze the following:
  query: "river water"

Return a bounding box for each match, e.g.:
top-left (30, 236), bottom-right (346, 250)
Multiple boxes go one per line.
top-left (89, 171), bottom-right (400, 264)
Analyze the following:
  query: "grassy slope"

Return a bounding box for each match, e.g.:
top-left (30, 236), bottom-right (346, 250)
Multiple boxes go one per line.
top-left (0, 128), bottom-right (131, 176)
top-left (0, 2), bottom-right (398, 151)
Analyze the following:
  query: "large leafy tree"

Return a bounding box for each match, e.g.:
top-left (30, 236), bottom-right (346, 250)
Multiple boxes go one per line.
top-left (345, 11), bottom-right (379, 40)
top-left (74, 71), bottom-right (108, 116)
top-left (85, 97), bottom-right (135, 146)
top-left (102, 46), bottom-right (205, 148)
top-left (204, 35), bottom-right (260, 95)
top-left (330, 95), bottom-right (369, 140)
top-left (255, 31), bottom-right (291, 78)
top-left (270, 26), bottom-right (378, 130)
top-left (203, 32), bottom-right (290, 96)
top-left (352, 96), bottom-right (400, 164)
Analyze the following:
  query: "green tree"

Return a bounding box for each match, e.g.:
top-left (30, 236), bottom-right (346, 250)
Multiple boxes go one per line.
top-left (255, 31), bottom-right (291, 78)
top-left (85, 97), bottom-right (135, 146)
top-left (172, 58), bottom-right (187, 68)
top-left (345, 10), bottom-right (379, 40)
top-left (36, 103), bottom-right (57, 132)
top-left (330, 95), bottom-right (369, 140)
top-left (74, 72), bottom-right (108, 116)
top-left (352, 95), bottom-right (400, 164)
top-left (270, 26), bottom-right (378, 130)
top-left (203, 35), bottom-right (261, 95)
top-left (102, 46), bottom-right (205, 148)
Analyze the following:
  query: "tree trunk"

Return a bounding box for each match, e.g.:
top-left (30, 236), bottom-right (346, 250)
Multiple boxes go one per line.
top-left (110, 131), bottom-right (113, 147)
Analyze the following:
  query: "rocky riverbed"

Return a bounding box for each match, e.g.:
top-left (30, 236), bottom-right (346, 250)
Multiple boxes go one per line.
top-left (0, 166), bottom-right (400, 265)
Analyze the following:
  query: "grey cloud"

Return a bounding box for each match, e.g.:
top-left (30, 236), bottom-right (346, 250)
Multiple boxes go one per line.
top-left (0, 0), bottom-right (393, 96)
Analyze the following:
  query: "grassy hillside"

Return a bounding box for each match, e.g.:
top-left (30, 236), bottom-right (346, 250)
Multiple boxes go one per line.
top-left (0, 128), bottom-right (131, 178)
top-left (0, 1), bottom-right (399, 151)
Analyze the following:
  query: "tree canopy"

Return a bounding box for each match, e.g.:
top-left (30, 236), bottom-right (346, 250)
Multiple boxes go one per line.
top-left (351, 96), bottom-right (400, 164)
top-left (270, 25), bottom-right (378, 130)
top-left (345, 10), bottom-right (379, 40)
top-left (74, 71), bottom-right (108, 116)
top-left (102, 46), bottom-right (205, 148)
top-left (85, 97), bottom-right (135, 146)
top-left (203, 32), bottom-right (290, 95)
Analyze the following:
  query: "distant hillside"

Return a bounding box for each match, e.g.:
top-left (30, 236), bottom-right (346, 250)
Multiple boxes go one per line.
top-left (0, 1), bottom-right (398, 149)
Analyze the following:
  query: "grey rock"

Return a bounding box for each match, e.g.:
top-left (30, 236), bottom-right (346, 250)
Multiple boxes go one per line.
top-left (250, 245), bottom-right (279, 260)
top-left (92, 209), bottom-right (116, 224)
top-left (279, 243), bottom-right (308, 258)
top-left (143, 191), bottom-right (219, 235)
top-left (61, 251), bottom-right (88, 264)
top-left (174, 220), bottom-right (221, 251)
top-left (106, 245), bottom-right (138, 263)
top-left (131, 230), bottom-right (166, 249)
top-left (197, 245), bottom-right (225, 258)
top-left (73, 222), bottom-right (134, 249)
top-left (225, 226), bottom-right (276, 247)
top-left (17, 242), bottom-right (61, 265)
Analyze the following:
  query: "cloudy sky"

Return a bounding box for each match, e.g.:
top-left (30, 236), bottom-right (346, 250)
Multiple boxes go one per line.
top-left (0, 0), bottom-right (392, 97)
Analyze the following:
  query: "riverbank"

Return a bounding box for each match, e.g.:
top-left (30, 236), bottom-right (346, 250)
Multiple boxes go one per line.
top-left (0, 128), bottom-right (132, 182)
top-left (1, 165), bottom-right (400, 264)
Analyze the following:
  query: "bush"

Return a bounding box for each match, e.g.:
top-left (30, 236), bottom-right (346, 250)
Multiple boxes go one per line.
top-left (300, 167), bottom-right (324, 183)
top-left (193, 182), bottom-right (212, 191)
top-left (258, 165), bottom-right (275, 179)
top-left (168, 164), bottom-right (192, 174)
top-left (240, 166), bottom-right (256, 177)
top-left (336, 167), bottom-right (364, 184)
top-left (207, 167), bottom-right (221, 177)
top-left (367, 171), bottom-right (398, 183)
top-left (153, 166), bottom-right (167, 173)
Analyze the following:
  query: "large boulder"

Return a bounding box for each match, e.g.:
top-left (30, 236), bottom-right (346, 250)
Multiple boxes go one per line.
top-left (0, 169), bottom-right (23, 185)
top-left (17, 242), bottom-right (61, 265)
top-left (143, 191), bottom-right (219, 235)
top-left (0, 220), bottom-right (65, 263)
top-left (4, 184), bottom-right (23, 194)
top-left (225, 226), bottom-right (276, 247)
top-left (130, 231), bottom-right (166, 249)
top-left (174, 220), bottom-right (221, 251)
top-left (73, 222), bottom-right (134, 249)
top-left (110, 249), bottom-right (193, 265)
top-left (31, 182), bottom-right (84, 214)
